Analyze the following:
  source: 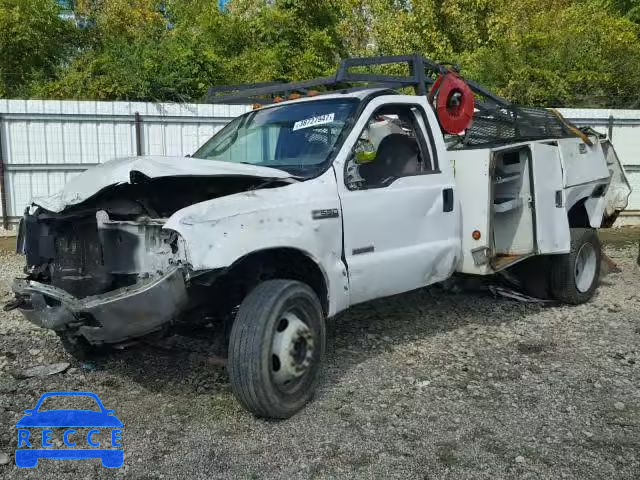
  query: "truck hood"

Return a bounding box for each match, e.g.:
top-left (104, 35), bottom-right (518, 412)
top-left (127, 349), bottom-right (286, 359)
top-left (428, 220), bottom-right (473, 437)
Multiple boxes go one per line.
top-left (32, 155), bottom-right (293, 213)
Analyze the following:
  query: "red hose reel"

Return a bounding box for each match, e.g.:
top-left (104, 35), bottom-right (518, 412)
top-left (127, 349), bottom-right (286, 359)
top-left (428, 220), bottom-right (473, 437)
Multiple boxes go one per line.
top-left (429, 72), bottom-right (475, 135)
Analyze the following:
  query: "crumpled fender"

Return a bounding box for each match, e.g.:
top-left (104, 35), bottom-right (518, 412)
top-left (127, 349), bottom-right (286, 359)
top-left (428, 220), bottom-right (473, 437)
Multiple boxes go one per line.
top-left (163, 168), bottom-right (349, 316)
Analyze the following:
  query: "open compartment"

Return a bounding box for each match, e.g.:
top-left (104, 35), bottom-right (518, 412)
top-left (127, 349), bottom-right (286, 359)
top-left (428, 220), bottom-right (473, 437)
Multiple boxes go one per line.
top-left (491, 148), bottom-right (535, 267)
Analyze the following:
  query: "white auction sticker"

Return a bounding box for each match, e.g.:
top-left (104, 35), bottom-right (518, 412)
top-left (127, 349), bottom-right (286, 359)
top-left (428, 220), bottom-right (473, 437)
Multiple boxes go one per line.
top-left (292, 113), bottom-right (335, 131)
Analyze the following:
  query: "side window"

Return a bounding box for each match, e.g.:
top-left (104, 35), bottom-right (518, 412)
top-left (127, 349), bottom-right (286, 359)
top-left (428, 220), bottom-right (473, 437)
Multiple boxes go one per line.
top-left (345, 105), bottom-right (433, 190)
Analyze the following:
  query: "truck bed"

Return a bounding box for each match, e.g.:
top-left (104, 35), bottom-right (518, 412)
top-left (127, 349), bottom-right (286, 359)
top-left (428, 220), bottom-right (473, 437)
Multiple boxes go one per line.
top-left (454, 136), bottom-right (631, 275)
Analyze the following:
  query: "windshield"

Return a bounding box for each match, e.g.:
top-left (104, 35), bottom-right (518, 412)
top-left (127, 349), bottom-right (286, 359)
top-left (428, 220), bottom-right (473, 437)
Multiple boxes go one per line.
top-left (193, 99), bottom-right (358, 177)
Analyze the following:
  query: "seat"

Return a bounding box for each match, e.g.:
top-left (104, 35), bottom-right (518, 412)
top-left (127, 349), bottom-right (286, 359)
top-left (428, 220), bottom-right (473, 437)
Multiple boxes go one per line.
top-left (359, 133), bottom-right (419, 186)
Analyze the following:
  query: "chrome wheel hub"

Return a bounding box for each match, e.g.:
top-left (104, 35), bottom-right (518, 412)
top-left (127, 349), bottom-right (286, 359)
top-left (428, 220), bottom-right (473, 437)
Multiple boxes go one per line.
top-left (575, 242), bottom-right (597, 293)
top-left (271, 312), bottom-right (314, 386)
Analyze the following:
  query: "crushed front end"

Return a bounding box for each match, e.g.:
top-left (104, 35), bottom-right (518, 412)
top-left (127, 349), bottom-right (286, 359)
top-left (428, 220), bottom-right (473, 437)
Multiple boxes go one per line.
top-left (10, 207), bottom-right (190, 348)
top-left (5, 158), bottom-right (298, 354)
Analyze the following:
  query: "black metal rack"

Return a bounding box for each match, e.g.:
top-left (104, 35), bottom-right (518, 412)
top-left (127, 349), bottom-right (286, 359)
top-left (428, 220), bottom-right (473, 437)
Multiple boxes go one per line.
top-left (205, 54), bottom-right (580, 148)
top-left (206, 54), bottom-right (509, 109)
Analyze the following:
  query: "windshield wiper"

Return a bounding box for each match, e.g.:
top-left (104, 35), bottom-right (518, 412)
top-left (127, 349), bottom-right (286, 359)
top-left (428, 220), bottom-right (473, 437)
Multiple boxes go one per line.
top-left (252, 177), bottom-right (300, 190)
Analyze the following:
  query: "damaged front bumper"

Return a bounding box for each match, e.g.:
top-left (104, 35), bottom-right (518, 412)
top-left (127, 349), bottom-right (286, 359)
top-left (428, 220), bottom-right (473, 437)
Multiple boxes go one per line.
top-left (10, 267), bottom-right (188, 345)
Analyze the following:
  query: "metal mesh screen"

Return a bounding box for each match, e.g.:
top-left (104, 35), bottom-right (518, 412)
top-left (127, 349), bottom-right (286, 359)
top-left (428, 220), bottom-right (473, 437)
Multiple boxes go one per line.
top-left (457, 106), bottom-right (575, 148)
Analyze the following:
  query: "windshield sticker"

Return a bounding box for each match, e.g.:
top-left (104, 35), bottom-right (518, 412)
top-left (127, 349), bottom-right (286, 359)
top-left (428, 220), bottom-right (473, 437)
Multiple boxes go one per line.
top-left (292, 113), bottom-right (335, 131)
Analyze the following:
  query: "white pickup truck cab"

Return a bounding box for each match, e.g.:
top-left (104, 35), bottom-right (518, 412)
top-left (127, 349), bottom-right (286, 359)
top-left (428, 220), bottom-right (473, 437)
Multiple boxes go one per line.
top-left (9, 57), bottom-right (632, 418)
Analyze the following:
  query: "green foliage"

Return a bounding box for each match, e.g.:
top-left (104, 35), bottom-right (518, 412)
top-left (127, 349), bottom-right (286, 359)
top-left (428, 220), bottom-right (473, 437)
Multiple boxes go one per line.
top-left (0, 0), bottom-right (78, 97)
top-left (337, 0), bottom-right (504, 59)
top-left (339, 0), bottom-right (640, 107)
top-left (464, 1), bottom-right (640, 107)
top-left (598, 0), bottom-right (640, 23)
top-left (35, 0), bottom-right (344, 101)
top-left (2, 0), bottom-right (640, 107)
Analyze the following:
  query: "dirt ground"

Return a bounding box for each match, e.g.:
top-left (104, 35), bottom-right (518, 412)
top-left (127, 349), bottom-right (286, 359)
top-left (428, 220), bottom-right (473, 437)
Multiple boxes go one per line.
top-left (0, 229), bottom-right (639, 479)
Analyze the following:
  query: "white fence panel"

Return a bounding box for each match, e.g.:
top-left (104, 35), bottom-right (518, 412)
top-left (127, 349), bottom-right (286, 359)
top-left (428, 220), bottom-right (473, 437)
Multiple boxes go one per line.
top-left (0, 101), bottom-right (637, 230)
top-left (0, 99), bottom-right (249, 228)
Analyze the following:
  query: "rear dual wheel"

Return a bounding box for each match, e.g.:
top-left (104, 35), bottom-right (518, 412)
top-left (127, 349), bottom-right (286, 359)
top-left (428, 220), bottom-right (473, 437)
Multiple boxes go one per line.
top-left (549, 228), bottom-right (601, 304)
top-left (227, 279), bottom-right (325, 419)
top-left (511, 228), bottom-right (601, 304)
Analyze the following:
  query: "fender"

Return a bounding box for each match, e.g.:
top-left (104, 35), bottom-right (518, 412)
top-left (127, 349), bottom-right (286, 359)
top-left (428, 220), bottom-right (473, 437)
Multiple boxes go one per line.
top-left (163, 168), bottom-right (350, 316)
top-left (565, 183), bottom-right (609, 228)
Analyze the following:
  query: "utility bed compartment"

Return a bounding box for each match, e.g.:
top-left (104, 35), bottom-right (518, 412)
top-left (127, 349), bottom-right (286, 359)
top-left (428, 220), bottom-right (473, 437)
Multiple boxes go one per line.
top-left (492, 149), bottom-right (534, 258)
top-left (454, 139), bottom-right (580, 275)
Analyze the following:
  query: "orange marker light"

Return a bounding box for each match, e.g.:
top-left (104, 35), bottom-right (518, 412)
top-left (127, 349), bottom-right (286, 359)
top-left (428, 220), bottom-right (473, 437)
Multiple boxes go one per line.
top-left (288, 93), bottom-right (302, 100)
top-left (472, 230), bottom-right (481, 240)
top-left (273, 96), bottom-right (284, 103)
top-left (252, 103), bottom-right (262, 110)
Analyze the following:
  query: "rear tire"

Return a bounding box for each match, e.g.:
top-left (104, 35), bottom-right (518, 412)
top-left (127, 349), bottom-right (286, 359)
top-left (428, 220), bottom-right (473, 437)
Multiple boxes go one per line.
top-left (549, 228), bottom-right (601, 304)
top-left (227, 279), bottom-right (325, 419)
top-left (508, 255), bottom-right (552, 300)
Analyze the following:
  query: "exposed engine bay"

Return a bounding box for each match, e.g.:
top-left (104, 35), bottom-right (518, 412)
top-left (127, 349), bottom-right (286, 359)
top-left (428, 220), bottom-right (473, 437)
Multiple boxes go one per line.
top-left (9, 173), bottom-right (293, 349)
top-left (18, 175), bottom-right (285, 298)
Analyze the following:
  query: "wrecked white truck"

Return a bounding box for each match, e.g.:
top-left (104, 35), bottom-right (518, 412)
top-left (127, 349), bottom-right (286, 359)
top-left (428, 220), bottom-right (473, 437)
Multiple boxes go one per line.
top-left (7, 56), bottom-right (632, 418)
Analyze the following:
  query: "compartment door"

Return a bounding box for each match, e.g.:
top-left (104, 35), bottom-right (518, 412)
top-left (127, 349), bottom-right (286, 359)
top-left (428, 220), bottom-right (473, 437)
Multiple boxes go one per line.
top-left (530, 143), bottom-right (571, 254)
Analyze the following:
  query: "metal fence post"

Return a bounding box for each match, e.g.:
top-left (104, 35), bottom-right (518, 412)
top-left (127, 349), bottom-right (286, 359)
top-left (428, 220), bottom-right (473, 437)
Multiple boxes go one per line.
top-left (135, 112), bottom-right (144, 156)
top-left (608, 115), bottom-right (614, 140)
top-left (0, 114), bottom-right (9, 230)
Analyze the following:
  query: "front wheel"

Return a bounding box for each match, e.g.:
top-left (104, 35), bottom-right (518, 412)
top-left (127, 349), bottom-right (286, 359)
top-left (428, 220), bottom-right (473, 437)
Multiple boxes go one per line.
top-left (549, 228), bottom-right (601, 304)
top-left (227, 279), bottom-right (325, 419)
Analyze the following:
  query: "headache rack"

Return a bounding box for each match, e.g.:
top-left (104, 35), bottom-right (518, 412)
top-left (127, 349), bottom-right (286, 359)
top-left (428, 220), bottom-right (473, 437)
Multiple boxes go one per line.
top-left (206, 54), bottom-right (582, 149)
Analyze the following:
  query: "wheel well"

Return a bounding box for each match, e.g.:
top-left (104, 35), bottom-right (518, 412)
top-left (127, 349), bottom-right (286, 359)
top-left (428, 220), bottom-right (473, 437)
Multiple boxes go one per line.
top-left (207, 248), bottom-right (329, 316)
top-left (568, 198), bottom-right (590, 228)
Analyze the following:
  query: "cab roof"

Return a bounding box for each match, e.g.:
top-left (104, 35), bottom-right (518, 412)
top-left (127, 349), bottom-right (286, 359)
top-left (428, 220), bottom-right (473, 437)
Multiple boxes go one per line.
top-left (254, 88), bottom-right (396, 110)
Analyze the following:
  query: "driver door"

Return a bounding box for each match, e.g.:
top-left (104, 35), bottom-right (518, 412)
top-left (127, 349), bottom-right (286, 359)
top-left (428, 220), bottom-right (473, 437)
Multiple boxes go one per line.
top-left (336, 97), bottom-right (461, 306)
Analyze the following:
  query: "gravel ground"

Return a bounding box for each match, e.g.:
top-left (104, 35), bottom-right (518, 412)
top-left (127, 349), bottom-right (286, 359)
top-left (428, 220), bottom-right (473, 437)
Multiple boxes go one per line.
top-left (0, 232), bottom-right (639, 479)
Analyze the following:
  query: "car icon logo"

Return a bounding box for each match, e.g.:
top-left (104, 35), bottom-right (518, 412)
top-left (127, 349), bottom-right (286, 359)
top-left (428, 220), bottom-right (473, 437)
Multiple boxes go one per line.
top-left (15, 391), bottom-right (123, 468)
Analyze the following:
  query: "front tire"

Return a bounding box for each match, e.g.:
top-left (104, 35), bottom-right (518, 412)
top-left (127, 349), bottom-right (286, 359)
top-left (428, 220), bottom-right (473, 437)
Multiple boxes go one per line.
top-left (549, 228), bottom-right (601, 304)
top-left (228, 279), bottom-right (325, 419)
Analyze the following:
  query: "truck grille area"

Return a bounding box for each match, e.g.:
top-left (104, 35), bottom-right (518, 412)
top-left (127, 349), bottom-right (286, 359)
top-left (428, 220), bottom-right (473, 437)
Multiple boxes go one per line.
top-left (51, 221), bottom-right (113, 298)
top-left (19, 211), bottom-right (180, 299)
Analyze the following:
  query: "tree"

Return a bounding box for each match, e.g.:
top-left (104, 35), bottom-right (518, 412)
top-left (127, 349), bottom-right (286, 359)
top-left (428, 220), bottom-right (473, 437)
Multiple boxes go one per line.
top-left (36, 0), bottom-right (179, 100)
top-left (4, 0), bottom-right (640, 107)
top-left (599, 0), bottom-right (640, 23)
top-left (37, 0), bottom-right (345, 101)
top-left (464, 1), bottom-right (640, 107)
top-left (75, 0), bottom-right (167, 40)
top-left (337, 0), bottom-right (504, 60)
top-left (337, 0), bottom-right (640, 107)
top-left (195, 0), bottom-right (344, 83)
top-left (0, 0), bottom-right (78, 97)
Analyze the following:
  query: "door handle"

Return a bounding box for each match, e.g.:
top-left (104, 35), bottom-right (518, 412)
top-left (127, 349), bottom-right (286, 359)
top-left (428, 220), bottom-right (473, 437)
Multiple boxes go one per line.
top-left (443, 188), bottom-right (454, 212)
